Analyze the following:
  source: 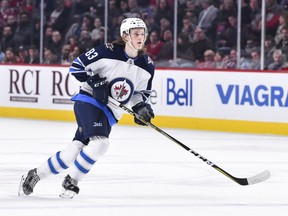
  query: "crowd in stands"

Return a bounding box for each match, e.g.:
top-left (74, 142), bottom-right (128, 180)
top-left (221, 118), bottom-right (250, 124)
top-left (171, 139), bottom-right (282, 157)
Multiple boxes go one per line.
top-left (1, 0), bottom-right (288, 71)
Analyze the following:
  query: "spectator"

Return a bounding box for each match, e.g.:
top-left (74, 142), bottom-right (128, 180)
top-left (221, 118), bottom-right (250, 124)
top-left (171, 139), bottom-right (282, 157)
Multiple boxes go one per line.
top-left (159, 17), bottom-right (171, 39)
top-left (153, 0), bottom-right (173, 25)
top-left (69, 45), bottom-right (80, 62)
top-left (181, 16), bottom-right (196, 39)
top-left (266, 0), bottom-right (283, 15)
top-left (94, 29), bottom-right (105, 46)
top-left (158, 28), bottom-right (173, 61)
top-left (48, 30), bottom-right (64, 61)
top-left (91, 17), bottom-right (105, 42)
top-left (32, 18), bottom-right (41, 49)
top-left (274, 11), bottom-right (288, 44)
top-left (169, 33), bottom-right (194, 68)
top-left (196, 49), bottom-right (216, 68)
top-left (0, 0), bottom-right (12, 27)
top-left (141, 11), bottom-right (160, 34)
top-left (249, 50), bottom-right (261, 70)
top-left (1, 25), bottom-right (14, 51)
top-left (146, 30), bottom-right (164, 62)
top-left (267, 49), bottom-right (288, 70)
top-left (182, 0), bottom-right (200, 19)
top-left (12, 11), bottom-right (33, 48)
top-left (44, 25), bottom-right (53, 48)
top-left (67, 35), bottom-right (78, 51)
top-left (265, 0), bottom-right (283, 37)
top-left (247, 0), bottom-right (262, 41)
top-left (241, 0), bottom-right (252, 25)
top-left (60, 44), bottom-right (71, 65)
top-left (48, 0), bottom-right (72, 34)
top-left (240, 49), bottom-right (261, 70)
top-left (126, 0), bottom-right (141, 16)
top-left (276, 25), bottom-right (288, 59)
top-left (197, 0), bottom-right (218, 40)
top-left (264, 35), bottom-right (277, 68)
top-left (224, 48), bottom-right (237, 69)
top-left (78, 29), bottom-right (94, 53)
top-left (43, 47), bottom-right (59, 64)
top-left (108, 0), bottom-right (122, 25)
top-left (244, 39), bottom-right (258, 56)
top-left (18, 45), bottom-right (29, 63)
top-left (6, 14), bottom-right (17, 33)
top-left (214, 51), bottom-right (226, 69)
top-left (217, 0), bottom-right (237, 25)
top-left (119, 0), bottom-right (130, 14)
top-left (25, 45), bottom-right (40, 64)
top-left (65, 13), bottom-right (94, 41)
top-left (3, 47), bottom-right (21, 64)
top-left (224, 15), bottom-right (238, 48)
top-left (189, 27), bottom-right (215, 61)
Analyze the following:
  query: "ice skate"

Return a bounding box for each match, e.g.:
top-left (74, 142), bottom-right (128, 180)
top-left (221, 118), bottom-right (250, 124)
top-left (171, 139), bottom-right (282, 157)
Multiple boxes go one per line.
top-left (59, 175), bottom-right (79, 199)
top-left (18, 168), bottom-right (40, 196)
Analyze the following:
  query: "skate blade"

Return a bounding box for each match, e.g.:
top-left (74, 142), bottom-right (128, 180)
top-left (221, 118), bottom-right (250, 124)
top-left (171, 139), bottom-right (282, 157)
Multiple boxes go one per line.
top-left (59, 188), bottom-right (77, 199)
top-left (18, 175), bottom-right (26, 196)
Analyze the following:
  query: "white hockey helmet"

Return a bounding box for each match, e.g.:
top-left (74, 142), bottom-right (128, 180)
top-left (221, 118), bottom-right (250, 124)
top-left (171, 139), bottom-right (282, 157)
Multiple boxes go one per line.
top-left (120, 18), bottom-right (148, 37)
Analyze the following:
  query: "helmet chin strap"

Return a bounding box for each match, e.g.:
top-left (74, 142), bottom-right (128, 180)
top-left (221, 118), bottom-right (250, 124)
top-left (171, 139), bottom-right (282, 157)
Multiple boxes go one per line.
top-left (126, 35), bottom-right (143, 53)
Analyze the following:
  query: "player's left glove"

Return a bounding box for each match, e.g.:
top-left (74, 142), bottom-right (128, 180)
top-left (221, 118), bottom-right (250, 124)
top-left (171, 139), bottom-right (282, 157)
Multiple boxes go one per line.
top-left (132, 102), bottom-right (154, 126)
top-left (87, 74), bottom-right (109, 104)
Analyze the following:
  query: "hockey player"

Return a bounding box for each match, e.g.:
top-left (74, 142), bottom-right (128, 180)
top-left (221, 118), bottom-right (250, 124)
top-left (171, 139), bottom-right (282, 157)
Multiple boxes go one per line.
top-left (18, 18), bottom-right (155, 198)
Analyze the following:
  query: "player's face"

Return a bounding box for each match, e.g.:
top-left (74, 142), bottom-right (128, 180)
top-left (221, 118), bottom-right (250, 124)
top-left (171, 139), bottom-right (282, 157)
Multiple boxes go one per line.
top-left (129, 28), bottom-right (146, 49)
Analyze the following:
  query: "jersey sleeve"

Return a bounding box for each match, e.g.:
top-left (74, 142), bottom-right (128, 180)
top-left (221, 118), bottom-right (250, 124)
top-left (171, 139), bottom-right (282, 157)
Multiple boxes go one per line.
top-left (131, 55), bottom-right (155, 106)
top-left (68, 44), bottom-right (108, 82)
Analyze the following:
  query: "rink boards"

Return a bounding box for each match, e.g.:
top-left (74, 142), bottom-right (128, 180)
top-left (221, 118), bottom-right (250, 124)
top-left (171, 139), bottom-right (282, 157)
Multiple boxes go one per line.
top-left (0, 64), bottom-right (288, 135)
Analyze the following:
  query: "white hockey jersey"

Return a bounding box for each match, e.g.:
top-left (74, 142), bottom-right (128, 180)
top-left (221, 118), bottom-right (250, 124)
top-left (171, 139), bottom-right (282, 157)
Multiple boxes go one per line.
top-left (69, 43), bottom-right (155, 125)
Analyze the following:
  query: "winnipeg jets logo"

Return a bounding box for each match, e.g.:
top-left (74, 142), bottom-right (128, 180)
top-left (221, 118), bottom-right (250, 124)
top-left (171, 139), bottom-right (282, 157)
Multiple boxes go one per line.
top-left (114, 79), bottom-right (129, 99)
top-left (110, 78), bottom-right (134, 104)
top-left (105, 43), bottom-right (114, 51)
top-left (147, 56), bottom-right (154, 65)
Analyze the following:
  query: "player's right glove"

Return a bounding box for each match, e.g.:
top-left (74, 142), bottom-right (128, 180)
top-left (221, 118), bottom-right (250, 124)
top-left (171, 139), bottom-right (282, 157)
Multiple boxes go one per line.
top-left (132, 102), bottom-right (154, 126)
top-left (87, 74), bottom-right (109, 104)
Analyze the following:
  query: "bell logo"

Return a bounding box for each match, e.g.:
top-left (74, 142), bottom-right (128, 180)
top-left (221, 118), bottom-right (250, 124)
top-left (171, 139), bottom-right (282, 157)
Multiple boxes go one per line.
top-left (166, 78), bottom-right (193, 106)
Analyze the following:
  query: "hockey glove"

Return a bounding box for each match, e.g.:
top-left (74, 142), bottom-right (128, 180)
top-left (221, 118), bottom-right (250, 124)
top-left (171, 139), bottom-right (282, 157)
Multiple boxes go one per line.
top-left (87, 74), bottom-right (109, 104)
top-left (132, 102), bottom-right (154, 126)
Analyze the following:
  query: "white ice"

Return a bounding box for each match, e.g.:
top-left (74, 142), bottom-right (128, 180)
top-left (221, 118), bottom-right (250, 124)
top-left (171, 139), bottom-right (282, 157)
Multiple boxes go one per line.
top-left (0, 117), bottom-right (287, 216)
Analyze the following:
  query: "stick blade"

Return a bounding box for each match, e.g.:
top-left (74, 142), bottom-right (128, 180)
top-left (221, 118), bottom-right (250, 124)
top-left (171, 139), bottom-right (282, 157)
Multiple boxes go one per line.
top-left (246, 170), bottom-right (271, 185)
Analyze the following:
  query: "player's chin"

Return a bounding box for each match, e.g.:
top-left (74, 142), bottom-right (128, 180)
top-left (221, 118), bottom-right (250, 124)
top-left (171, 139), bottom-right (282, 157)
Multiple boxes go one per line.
top-left (136, 43), bottom-right (143, 49)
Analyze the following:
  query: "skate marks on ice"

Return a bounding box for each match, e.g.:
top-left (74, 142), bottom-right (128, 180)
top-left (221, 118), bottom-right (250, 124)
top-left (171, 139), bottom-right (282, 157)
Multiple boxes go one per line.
top-left (0, 118), bottom-right (287, 216)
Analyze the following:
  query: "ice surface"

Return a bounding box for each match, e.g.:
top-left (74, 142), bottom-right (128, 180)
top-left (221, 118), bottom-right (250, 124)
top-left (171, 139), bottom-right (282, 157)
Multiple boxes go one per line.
top-left (0, 118), bottom-right (287, 216)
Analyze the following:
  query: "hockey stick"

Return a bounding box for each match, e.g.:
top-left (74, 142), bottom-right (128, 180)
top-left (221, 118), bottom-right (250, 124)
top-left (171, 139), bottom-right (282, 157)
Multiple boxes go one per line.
top-left (108, 97), bottom-right (271, 186)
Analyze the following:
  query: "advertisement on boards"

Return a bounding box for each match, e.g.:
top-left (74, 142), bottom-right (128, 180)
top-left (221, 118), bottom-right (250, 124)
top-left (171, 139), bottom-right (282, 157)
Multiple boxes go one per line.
top-left (1, 65), bottom-right (288, 124)
top-left (0, 65), bottom-right (79, 110)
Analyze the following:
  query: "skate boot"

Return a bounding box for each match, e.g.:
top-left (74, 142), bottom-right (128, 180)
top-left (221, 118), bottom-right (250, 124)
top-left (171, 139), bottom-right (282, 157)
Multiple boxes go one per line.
top-left (18, 168), bottom-right (40, 196)
top-left (59, 175), bottom-right (79, 199)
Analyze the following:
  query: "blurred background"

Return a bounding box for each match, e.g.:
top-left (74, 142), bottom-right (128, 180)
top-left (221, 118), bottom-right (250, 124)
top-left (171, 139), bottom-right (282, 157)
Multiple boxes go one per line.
top-left (1, 0), bottom-right (288, 70)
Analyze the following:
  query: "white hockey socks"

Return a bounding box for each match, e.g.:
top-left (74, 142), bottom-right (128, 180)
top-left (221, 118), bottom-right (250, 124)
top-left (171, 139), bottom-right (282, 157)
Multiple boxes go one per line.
top-left (37, 140), bottom-right (85, 179)
top-left (68, 136), bottom-right (109, 181)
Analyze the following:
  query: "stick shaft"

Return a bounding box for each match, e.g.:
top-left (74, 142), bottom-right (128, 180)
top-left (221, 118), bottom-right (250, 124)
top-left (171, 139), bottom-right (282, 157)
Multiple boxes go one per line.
top-left (109, 97), bottom-right (268, 186)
